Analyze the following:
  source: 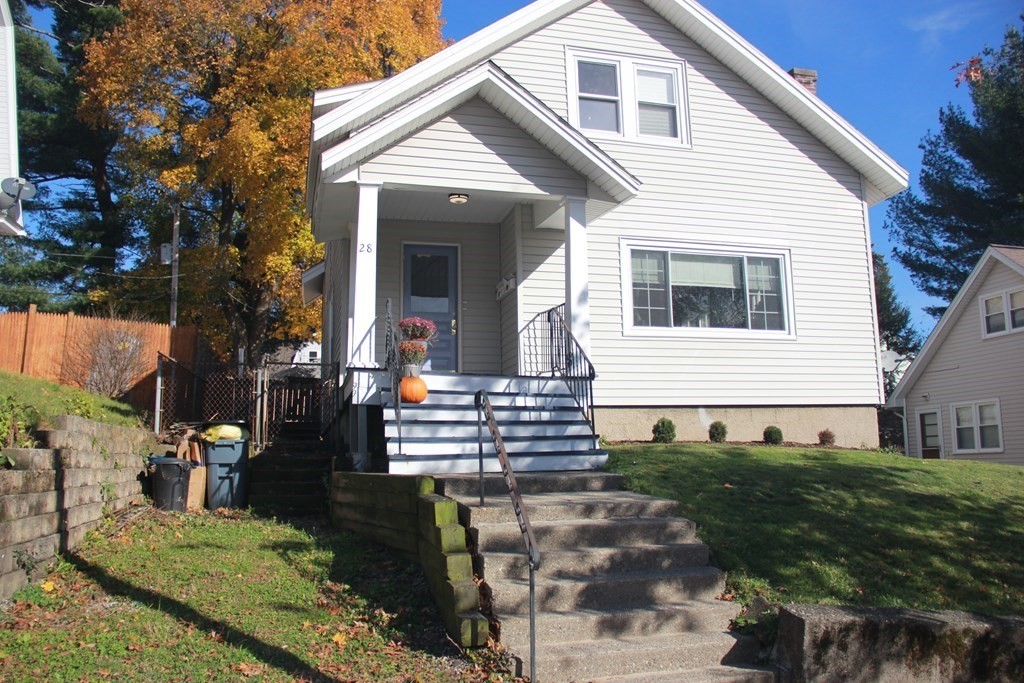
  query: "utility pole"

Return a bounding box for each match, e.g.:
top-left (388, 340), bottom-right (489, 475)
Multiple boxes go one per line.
top-left (170, 202), bottom-right (180, 328)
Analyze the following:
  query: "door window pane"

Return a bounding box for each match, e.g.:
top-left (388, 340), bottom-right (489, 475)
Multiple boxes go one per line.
top-left (410, 254), bottom-right (450, 313)
top-left (919, 412), bottom-right (939, 448)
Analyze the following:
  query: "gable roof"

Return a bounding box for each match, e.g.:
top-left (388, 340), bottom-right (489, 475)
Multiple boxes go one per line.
top-left (887, 245), bottom-right (1024, 405)
top-left (311, 61), bottom-right (641, 211)
top-left (310, 0), bottom-right (907, 204)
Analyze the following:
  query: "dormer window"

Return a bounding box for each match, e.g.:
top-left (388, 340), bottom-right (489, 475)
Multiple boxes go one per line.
top-left (568, 48), bottom-right (690, 146)
top-left (980, 288), bottom-right (1024, 337)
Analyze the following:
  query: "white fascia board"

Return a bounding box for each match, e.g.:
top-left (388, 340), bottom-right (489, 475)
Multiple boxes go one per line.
top-left (886, 247), bottom-right (1024, 405)
top-left (319, 62), bottom-right (640, 203)
top-left (311, 0), bottom-right (590, 144)
top-left (2, 1), bottom-right (18, 181)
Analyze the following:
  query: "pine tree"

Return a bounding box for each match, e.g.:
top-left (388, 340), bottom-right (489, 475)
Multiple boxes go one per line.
top-left (886, 20), bottom-right (1024, 317)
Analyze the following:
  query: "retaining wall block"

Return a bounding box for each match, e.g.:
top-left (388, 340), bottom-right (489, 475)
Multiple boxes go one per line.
top-left (776, 604), bottom-right (1024, 683)
top-left (0, 511), bottom-right (59, 548)
top-left (0, 471), bottom-right (57, 496)
top-left (0, 532), bottom-right (60, 575)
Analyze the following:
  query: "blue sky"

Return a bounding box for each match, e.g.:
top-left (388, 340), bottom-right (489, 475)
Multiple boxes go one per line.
top-left (440, 0), bottom-right (1022, 335)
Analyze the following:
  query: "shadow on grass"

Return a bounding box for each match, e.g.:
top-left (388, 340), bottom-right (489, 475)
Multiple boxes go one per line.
top-left (65, 554), bottom-right (334, 682)
top-left (607, 446), bottom-right (1024, 615)
top-left (254, 513), bottom-right (460, 660)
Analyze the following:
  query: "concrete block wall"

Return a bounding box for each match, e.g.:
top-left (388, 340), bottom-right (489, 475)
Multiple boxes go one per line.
top-left (330, 473), bottom-right (489, 647)
top-left (0, 415), bottom-right (155, 598)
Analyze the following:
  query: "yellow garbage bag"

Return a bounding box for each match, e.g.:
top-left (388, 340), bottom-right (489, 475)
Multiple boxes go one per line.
top-left (201, 424), bottom-right (246, 442)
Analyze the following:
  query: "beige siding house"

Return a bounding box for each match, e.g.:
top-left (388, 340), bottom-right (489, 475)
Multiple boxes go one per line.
top-left (304, 0), bottom-right (908, 474)
top-left (888, 246), bottom-right (1024, 466)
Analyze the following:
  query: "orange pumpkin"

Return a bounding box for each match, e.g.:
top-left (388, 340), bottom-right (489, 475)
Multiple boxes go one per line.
top-left (400, 376), bottom-right (428, 404)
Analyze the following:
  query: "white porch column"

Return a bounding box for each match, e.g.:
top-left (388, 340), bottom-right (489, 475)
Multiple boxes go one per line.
top-left (564, 197), bottom-right (590, 355)
top-left (348, 181), bottom-right (382, 367)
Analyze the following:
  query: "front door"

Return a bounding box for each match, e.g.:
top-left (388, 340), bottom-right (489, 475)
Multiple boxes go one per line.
top-left (403, 244), bottom-right (458, 371)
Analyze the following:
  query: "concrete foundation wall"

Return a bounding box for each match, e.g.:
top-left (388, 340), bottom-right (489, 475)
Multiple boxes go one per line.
top-left (330, 473), bottom-right (488, 647)
top-left (776, 604), bottom-right (1024, 682)
top-left (0, 415), bottom-right (155, 599)
top-left (596, 406), bottom-right (880, 448)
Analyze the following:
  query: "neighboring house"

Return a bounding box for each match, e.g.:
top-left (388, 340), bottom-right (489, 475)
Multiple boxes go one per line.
top-left (304, 0), bottom-right (908, 473)
top-left (0, 0), bottom-right (22, 237)
top-left (887, 246), bottom-right (1024, 465)
top-left (291, 341), bottom-right (322, 365)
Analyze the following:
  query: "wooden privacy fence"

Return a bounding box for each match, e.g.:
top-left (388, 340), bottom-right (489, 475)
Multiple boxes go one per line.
top-left (0, 304), bottom-right (200, 411)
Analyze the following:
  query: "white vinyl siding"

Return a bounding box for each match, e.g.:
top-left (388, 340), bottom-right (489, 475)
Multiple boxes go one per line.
top-left (494, 0), bottom-right (881, 407)
top-left (373, 220), bottom-right (501, 375)
top-left (361, 99), bottom-right (587, 198)
top-left (903, 262), bottom-right (1024, 465)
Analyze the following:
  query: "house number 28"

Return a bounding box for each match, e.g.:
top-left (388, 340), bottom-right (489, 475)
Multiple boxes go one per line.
top-left (359, 243), bottom-right (374, 253)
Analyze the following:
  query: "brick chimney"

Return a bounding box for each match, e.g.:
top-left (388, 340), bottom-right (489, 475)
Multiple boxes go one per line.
top-left (788, 68), bottom-right (818, 95)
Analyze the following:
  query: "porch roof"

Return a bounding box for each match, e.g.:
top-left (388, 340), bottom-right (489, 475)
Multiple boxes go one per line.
top-left (311, 62), bottom-right (641, 216)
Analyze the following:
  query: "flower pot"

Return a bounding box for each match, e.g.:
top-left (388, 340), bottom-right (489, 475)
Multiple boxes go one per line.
top-left (402, 363), bottom-right (421, 378)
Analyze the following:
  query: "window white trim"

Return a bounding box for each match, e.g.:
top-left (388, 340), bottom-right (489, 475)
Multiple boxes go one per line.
top-left (950, 399), bottom-right (1003, 454)
top-left (914, 406), bottom-right (943, 459)
top-left (619, 238), bottom-right (796, 339)
top-left (566, 47), bottom-right (691, 147)
top-left (979, 287), bottom-right (1024, 338)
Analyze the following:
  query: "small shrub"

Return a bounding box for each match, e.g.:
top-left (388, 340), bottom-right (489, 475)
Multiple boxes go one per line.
top-left (652, 417), bottom-right (676, 443)
top-left (817, 429), bottom-right (836, 447)
top-left (763, 425), bottom-right (783, 445)
top-left (64, 393), bottom-right (96, 420)
top-left (709, 420), bottom-right (728, 443)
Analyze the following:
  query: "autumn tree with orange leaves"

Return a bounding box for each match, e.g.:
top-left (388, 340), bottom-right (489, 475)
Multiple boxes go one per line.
top-left (81, 0), bottom-right (445, 363)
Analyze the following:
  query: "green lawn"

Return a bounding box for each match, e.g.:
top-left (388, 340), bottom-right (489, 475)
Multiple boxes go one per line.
top-left (1, 369), bottom-right (144, 436)
top-left (0, 510), bottom-right (513, 682)
top-left (606, 443), bottom-right (1024, 616)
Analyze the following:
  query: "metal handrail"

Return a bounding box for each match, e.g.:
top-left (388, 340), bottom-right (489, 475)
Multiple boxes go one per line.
top-left (384, 299), bottom-right (402, 452)
top-left (475, 389), bottom-right (541, 682)
top-left (544, 304), bottom-right (596, 435)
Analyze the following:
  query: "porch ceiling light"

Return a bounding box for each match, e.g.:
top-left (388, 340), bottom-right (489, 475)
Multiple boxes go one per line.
top-left (448, 193), bottom-right (469, 205)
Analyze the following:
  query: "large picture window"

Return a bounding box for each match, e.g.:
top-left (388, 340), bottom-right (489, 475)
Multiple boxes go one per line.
top-left (952, 400), bottom-right (1002, 453)
top-left (628, 247), bottom-right (789, 332)
top-left (568, 48), bottom-right (690, 146)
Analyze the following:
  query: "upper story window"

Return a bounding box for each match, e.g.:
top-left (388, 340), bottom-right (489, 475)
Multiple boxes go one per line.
top-left (622, 240), bottom-right (793, 337)
top-left (568, 48), bottom-right (690, 146)
top-left (980, 288), bottom-right (1024, 337)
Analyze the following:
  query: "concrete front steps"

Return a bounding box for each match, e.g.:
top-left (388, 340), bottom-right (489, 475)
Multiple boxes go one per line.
top-left (437, 472), bottom-right (772, 683)
top-left (383, 373), bottom-right (606, 475)
top-left (248, 444), bottom-right (333, 516)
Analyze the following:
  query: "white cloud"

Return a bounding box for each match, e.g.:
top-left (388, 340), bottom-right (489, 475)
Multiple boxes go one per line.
top-left (906, 2), bottom-right (991, 47)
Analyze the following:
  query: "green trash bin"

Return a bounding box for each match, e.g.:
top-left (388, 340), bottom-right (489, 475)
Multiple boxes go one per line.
top-left (201, 422), bottom-right (250, 509)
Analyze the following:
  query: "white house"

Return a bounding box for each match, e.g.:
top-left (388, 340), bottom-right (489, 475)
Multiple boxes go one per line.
top-left (304, 0), bottom-right (908, 473)
top-left (0, 0), bottom-right (22, 237)
top-left (887, 246), bottom-right (1024, 465)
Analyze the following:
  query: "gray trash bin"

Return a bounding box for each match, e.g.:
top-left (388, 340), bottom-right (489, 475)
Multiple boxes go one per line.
top-left (201, 422), bottom-right (250, 509)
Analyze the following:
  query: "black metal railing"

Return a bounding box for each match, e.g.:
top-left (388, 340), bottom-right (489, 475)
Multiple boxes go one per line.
top-left (475, 389), bottom-right (541, 682)
top-left (521, 304), bottom-right (596, 434)
top-left (384, 299), bottom-right (402, 452)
